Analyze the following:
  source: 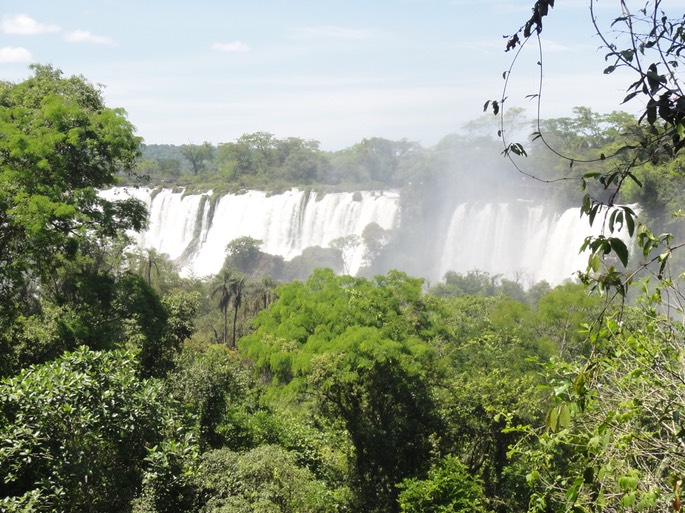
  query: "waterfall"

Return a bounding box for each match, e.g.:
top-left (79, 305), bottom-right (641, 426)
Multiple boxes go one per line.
top-left (100, 187), bottom-right (400, 277)
top-left (100, 188), bottom-right (631, 285)
top-left (437, 200), bottom-right (632, 286)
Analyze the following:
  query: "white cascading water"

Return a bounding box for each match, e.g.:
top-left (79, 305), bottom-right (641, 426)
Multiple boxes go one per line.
top-left (100, 187), bottom-right (400, 277)
top-left (437, 200), bottom-right (630, 286)
top-left (100, 188), bottom-right (630, 285)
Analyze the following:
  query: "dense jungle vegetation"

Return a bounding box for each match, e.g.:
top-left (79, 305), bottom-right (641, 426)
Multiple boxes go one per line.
top-left (4, 2), bottom-right (685, 512)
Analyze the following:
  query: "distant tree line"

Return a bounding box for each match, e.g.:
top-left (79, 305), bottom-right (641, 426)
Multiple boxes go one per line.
top-left (131, 133), bottom-right (422, 192)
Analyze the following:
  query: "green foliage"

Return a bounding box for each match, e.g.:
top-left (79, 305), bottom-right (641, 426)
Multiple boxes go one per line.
top-left (240, 268), bottom-right (433, 387)
top-left (132, 132), bottom-right (429, 194)
top-left (225, 236), bottom-right (264, 275)
top-left (3, 301), bottom-right (80, 374)
top-left (512, 308), bottom-right (685, 513)
top-left (162, 290), bottom-right (200, 350)
top-left (194, 445), bottom-right (348, 513)
top-left (13, 33), bottom-right (685, 513)
top-left (180, 142), bottom-right (215, 175)
top-left (534, 282), bottom-right (603, 358)
top-left (126, 248), bottom-right (185, 296)
top-left (115, 272), bottom-right (172, 377)
top-left (214, 402), bottom-right (351, 489)
top-left (239, 269), bottom-right (442, 511)
top-left (494, 5), bottom-right (685, 513)
top-left (431, 292), bottom-right (557, 513)
top-left (430, 270), bottom-right (503, 298)
top-left (0, 269), bottom-right (181, 378)
top-left (211, 269), bottom-right (246, 348)
top-left (397, 455), bottom-right (487, 513)
top-left (0, 64), bottom-right (145, 331)
top-left (526, 109), bottom-right (640, 205)
top-left (0, 346), bottom-right (195, 512)
top-left (0, 65), bottom-right (153, 380)
top-left (309, 328), bottom-right (441, 512)
top-left (132, 436), bottom-right (199, 513)
top-left (169, 345), bottom-right (250, 448)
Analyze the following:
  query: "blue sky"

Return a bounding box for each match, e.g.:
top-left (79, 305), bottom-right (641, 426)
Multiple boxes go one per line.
top-left (0, 1), bottom-right (657, 150)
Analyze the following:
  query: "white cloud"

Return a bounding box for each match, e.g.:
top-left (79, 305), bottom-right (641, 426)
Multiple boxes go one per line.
top-left (1, 14), bottom-right (60, 35)
top-left (0, 46), bottom-right (32, 63)
top-left (290, 25), bottom-right (378, 40)
top-left (64, 30), bottom-right (115, 46)
top-left (211, 41), bottom-right (250, 53)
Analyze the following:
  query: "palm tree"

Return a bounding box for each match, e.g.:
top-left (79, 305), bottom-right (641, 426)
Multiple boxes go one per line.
top-left (211, 268), bottom-right (234, 345)
top-left (229, 274), bottom-right (246, 348)
top-left (248, 275), bottom-right (278, 314)
top-left (261, 275), bottom-right (276, 309)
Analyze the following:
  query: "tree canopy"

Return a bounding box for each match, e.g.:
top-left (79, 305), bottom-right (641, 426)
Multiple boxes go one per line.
top-left (0, 64), bottom-right (151, 376)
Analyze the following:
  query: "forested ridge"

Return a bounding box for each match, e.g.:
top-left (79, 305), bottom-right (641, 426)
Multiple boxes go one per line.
top-left (4, 2), bottom-right (685, 512)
